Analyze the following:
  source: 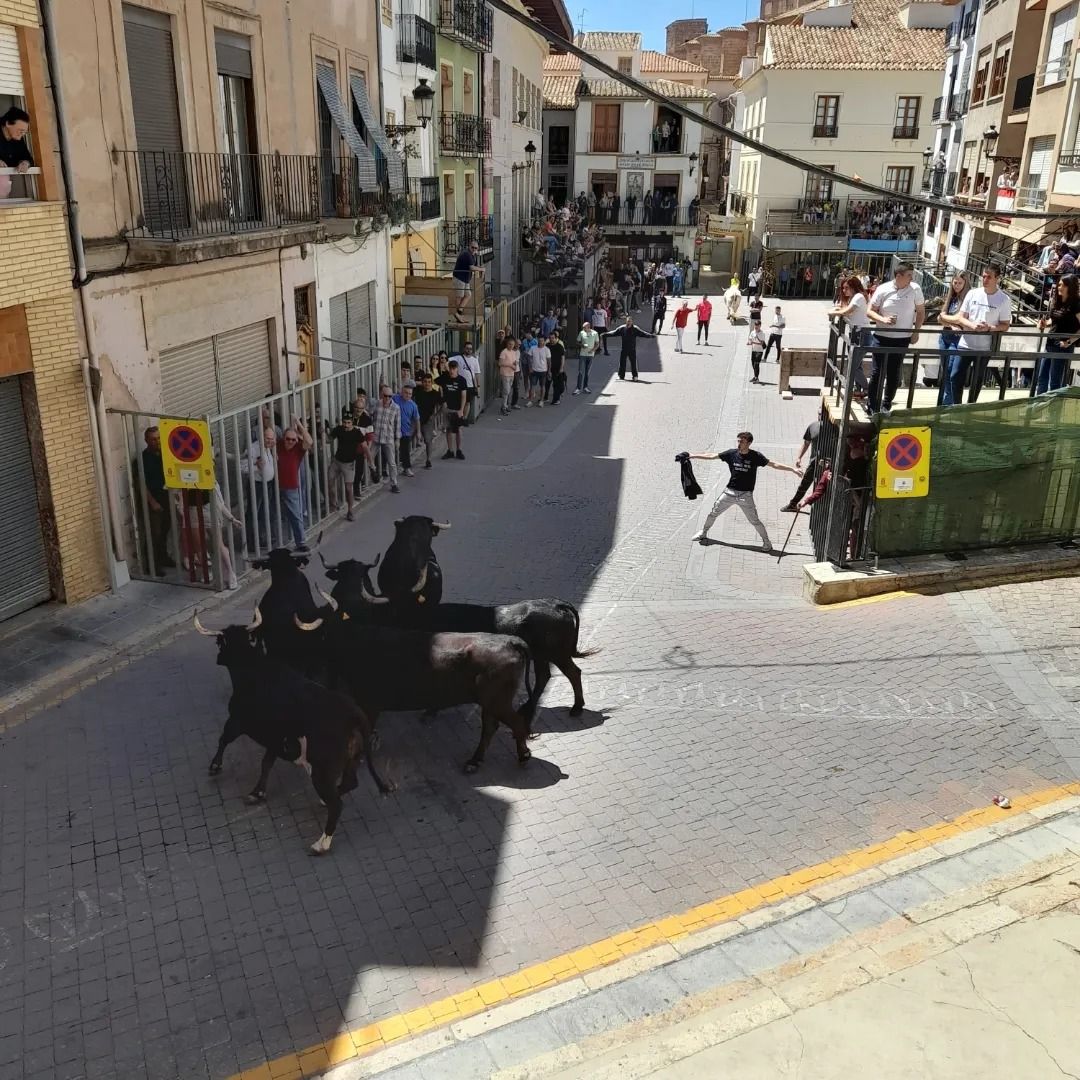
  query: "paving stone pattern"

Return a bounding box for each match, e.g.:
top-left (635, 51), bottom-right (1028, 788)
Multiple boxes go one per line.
top-left (0, 300), bottom-right (1075, 1080)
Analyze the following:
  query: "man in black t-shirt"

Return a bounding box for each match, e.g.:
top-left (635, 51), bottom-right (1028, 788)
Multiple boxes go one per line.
top-left (437, 359), bottom-right (469, 460)
top-left (413, 371), bottom-right (443, 468)
top-left (782, 418), bottom-right (821, 512)
top-left (688, 431), bottom-right (802, 552)
top-left (546, 332), bottom-right (567, 404)
top-left (328, 413), bottom-right (364, 520)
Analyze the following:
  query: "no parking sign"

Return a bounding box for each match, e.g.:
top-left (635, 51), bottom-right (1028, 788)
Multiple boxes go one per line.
top-left (159, 418), bottom-right (215, 491)
top-left (876, 426), bottom-right (931, 499)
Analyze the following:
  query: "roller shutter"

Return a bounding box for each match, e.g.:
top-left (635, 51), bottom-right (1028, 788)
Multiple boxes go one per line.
top-left (0, 25), bottom-right (24, 97)
top-left (158, 321), bottom-right (272, 415)
top-left (123, 5), bottom-right (188, 233)
top-left (0, 377), bottom-right (50, 621)
top-left (328, 284), bottom-right (375, 367)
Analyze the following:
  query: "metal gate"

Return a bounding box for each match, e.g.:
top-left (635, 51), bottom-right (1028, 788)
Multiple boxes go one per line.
top-left (329, 283), bottom-right (376, 366)
top-left (159, 321), bottom-right (273, 415)
top-left (0, 377), bottom-right (51, 619)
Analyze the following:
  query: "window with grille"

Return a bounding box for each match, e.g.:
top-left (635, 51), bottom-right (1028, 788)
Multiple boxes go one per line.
top-left (884, 166), bottom-right (913, 194)
top-left (813, 95), bottom-right (839, 137)
top-left (618, 57), bottom-right (632, 74)
top-left (893, 97), bottom-right (919, 138)
top-left (805, 165), bottom-right (835, 201)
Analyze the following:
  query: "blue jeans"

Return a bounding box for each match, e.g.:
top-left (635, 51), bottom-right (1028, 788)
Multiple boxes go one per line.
top-left (279, 487), bottom-right (305, 547)
top-left (939, 332), bottom-right (963, 405)
top-left (576, 353), bottom-right (593, 390)
top-left (1036, 344), bottom-right (1073, 394)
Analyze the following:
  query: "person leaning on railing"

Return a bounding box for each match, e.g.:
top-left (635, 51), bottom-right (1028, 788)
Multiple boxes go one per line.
top-left (0, 106), bottom-right (33, 199)
top-left (1037, 273), bottom-right (1080, 395)
top-left (938, 263), bottom-right (1013, 405)
top-left (937, 272), bottom-right (971, 406)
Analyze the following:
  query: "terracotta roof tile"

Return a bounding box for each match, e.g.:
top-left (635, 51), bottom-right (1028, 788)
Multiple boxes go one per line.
top-left (640, 50), bottom-right (708, 74)
top-left (573, 31), bottom-right (642, 50)
top-left (543, 74), bottom-right (580, 108)
top-left (580, 77), bottom-right (713, 100)
top-left (765, 0), bottom-right (945, 70)
top-left (543, 51), bottom-right (581, 71)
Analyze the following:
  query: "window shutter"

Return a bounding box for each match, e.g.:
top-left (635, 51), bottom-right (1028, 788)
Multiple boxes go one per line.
top-left (0, 25), bottom-right (24, 97)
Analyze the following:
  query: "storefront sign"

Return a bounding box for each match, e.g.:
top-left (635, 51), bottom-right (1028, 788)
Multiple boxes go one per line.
top-left (617, 156), bottom-right (655, 170)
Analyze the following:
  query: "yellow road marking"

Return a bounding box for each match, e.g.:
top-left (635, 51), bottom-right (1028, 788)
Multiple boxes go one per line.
top-left (820, 589), bottom-right (918, 609)
top-left (229, 781), bottom-right (1080, 1080)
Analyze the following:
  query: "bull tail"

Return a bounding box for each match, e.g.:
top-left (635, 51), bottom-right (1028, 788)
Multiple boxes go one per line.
top-left (556, 600), bottom-right (601, 659)
top-left (511, 639), bottom-right (533, 705)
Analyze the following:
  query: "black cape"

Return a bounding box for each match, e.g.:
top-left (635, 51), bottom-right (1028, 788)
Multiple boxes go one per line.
top-left (675, 452), bottom-right (703, 500)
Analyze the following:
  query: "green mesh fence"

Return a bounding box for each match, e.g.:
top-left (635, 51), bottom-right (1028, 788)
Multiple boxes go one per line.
top-left (872, 388), bottom-right (1080, 557)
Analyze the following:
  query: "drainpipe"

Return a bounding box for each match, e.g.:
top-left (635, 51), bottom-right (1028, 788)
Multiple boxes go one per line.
top-left (40, 0), bottom-right (128, 588)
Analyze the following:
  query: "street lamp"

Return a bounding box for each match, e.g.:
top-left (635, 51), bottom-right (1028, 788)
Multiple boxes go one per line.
top-left (689, 151), bottom-right (699, 177)
top-left (525, 140), bottom-right (537, 168)
top-left (385, 79), bottom-right (435, 145)
top-left (922, 146), bottom-right (933, 166)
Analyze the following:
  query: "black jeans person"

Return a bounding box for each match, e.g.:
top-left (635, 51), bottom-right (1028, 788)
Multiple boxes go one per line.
top-left (146, 501), bottom-right (173, 574)
top-left (618, 348), bottom-right (638, 380)
top-left (399, 436), bottom-right (413, 471)
top-left (867, 334), bottom-right (912, 413)
top-left (697, 319), bottom-right (710, 343)
top-left (763, 334), bottom-right (783, 361)
top-left (550, 369), bottom-right (566, 403)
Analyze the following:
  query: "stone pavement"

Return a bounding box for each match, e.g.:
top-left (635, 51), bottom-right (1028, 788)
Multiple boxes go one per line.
top-left (0, 297), bottom-right (1077, 1080)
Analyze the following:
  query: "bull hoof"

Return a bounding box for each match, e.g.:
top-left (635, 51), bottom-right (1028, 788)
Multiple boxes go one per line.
top-left (517, 749), bottom-right (533, 767)
top-left (569, 704), bottom-right (585, 717)
top-left (463, 759), bottom-right (481, 774)
top-left (208, 761), bottom-right (222, 776)
top-left (244, 790), bottom-right (266, 805)
top-left (527, 730), bottom-right (541, 741)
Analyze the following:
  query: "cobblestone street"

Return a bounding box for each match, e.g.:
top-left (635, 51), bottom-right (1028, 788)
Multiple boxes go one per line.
top-left (0, 299), bottom-right (1077, 1080)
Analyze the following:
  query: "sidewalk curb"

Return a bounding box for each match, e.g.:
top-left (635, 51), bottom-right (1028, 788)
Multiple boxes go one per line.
top-left (292, 790), bottom-right (1080, 1080)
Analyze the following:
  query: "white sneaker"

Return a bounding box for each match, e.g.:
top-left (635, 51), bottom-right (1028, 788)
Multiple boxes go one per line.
top-left (538, 401), bottom-right (545, 408)
top-left (691, 531), bottom-right (707, 542)
top-left (573, 389), bottom-right (582, 395)
top-left (525, 401), bottom-right (534, 408)
top-left (583, 387), bottom-right (592, 394)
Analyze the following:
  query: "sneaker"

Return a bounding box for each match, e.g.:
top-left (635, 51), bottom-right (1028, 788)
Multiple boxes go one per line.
top-left (583, 387), bottom-right (592, 394)
top-left (763, 543), bottom-right (775, 554)
top-left (442, 451), bottom-right (454, 460)
top-left (512, 404), bottom-right (522, 410)
top-left (780, 504), bottom-right (798, 513)
top-left (346, 511), bottom-right (354, 522)
top-left (538, 401), bottom-right (545, 407)
top-left (632, 376), bottom-right (639, 382)
top-left (573, 389), bottom-right (582, 395)
top-left (404, 468), bottom-right (415, 477)
top-left (425, 460), bottom-right (433, 469)
top-left (390, 484), bottom-right (400, 493)
top-left (880, 406), bottom-right (893, 417)
top-left (690, 531), bottom-right (707, 543)
top-left (228, 575), bottom-right (240, 590)
top-left (455, 450), bottom-right (465, 460)
top-left (525, 401), bottom-right (534, 408)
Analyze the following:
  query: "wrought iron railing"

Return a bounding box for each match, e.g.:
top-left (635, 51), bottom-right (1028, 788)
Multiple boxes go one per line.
top-left (947, 87), bottom-right (969, 120)
top-left (437, 0), bottom-right (493, 50)
top-left (409, 175), bottom-right (440, 221)
top-left (1038, 48), bottom-right (1071, 87)
top-left (580, 203), bottom-right (702, 227)
top-left (396, 13), bottom-right (436, 67)
top-left (932, 96), bottom-right (943, 121)
top-left (812, 123), bottom-right (838, 139)
top-left (584, 129), bottom-right (624, 153)
top-left (438, 113), bottom-right (491, 156)
top-left (1058, 152), bottom-right (1080, 169)
top-left (122, 151), bottom-right (322, 240)
top-left (921, 166), bottom-right (946, 195)
top-left (320, 156), bottom-right (393, 220)
top-left (443, 215), bottom-right (494, 256)
top-left (893, 125), bottom-right (919, 140)
top-left (1016, 184), bottom-right (1047, 210)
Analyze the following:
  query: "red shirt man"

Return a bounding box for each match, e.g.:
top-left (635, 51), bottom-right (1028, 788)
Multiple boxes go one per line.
top-left (673, 304), bottom-right (691, 328)
top-left (696, 298), bottom-right (712, 322)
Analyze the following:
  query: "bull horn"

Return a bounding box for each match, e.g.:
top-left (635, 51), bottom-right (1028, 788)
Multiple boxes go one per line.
top-left (394, 517), bottom-right (404, 526)
top-left (411, 564), bottom-right (428, 594)
top-left (371, 552), bottom-right (381, 568)
top-left (431, 521), bottom-right (452, 529)
top-left (293, 614), bottom-right (324, 631)
top-left (360, 582), bottom-right (390, 605)
top-left (247, 607), bottom-right (263, 632)
top-left (193, 613), bottom-right (218, 636)
top-left (318, 587), bottom-right (339, 612)
top-left (319, 552), bottom-right (337, 571)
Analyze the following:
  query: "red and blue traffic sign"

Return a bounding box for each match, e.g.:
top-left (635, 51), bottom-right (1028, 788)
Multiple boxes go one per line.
top-left (168, 424), bottom-right (204, 464)
top-left (885, 432), bottom-right (922, 471)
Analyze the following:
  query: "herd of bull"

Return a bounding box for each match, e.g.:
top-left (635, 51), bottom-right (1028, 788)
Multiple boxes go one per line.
top-left (193, 516), bottom-right (596, 854)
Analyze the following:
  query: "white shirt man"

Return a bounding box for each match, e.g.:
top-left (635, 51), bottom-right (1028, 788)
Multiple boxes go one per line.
top-left (865, 263), bottom-right (926, 415)
top-left (941, 264), bottom-right (1012, 404)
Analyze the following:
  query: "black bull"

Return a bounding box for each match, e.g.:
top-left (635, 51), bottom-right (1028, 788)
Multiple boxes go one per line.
top-left (295, 611), bottom-right (534, 773)
top-left (323, 558), bottom-right (596, 721)
top-left (376, 515), bottom-right (448, 607)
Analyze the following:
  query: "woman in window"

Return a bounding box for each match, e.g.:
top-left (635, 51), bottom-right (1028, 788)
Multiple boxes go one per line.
top-left (1037, 273), bottom-right (1080, 394)
top-left (938, 272), bottom-right (971, 405)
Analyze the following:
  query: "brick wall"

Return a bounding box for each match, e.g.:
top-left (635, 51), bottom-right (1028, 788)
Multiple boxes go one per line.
top-left (670, 29), bottom-right (750, 79)
top-left (665, 19), bottom-right (708, 53)
top-left (0, 0), bottom-right (38, 27)
top-left (0, 203), bottom-right (109, 604)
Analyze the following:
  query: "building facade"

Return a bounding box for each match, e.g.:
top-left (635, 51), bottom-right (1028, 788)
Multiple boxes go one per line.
top-left (0, 1), bottom-right (110, 620)
top-left (542, 32), bottom-right (712, 261)
top-left (729, 0), bottom-right (947, 283)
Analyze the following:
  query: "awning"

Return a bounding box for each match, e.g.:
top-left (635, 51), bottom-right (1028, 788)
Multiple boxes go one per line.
top-left (316, 64), bottom-right (377, 190)
top-left (349, 74), bottom-right (405, 192)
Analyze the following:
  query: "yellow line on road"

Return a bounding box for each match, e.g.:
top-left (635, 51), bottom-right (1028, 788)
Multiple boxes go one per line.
top-left (820, 589), bottom-right (919, 609)
top-left (229, 781), bottom-right (1080, 1080)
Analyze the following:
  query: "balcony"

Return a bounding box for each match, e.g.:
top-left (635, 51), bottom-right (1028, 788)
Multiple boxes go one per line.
top-left (122, 150), bottom-right (321, 246)
top-left (584, 204), bottom-right (702, 228)
top-left (0, 166), bottom-right (42, 203)
top-left (946, 170), bottom-right (957, 195)
top-left (437, 0), bottom-right (493, 51)
top-left (1058, 152), bottom-right (1080, 169)
top-left (1016, 184), bottom-right (1047, 209)
top-left (547, 147), bottom-right (570, 168)
top-left (442, 214), bottom-right (493, 257)
top-left (728, 191), bottom-right (752, 216)
top-left (1038, 49), bottom-right (1070, 87)
top-left (893, 125), bottom-right (919, 140)
top-left (584, 130), bottom-right (625, 153)
top-left (438, 113), bottom-right (491, 157)
top-left (921, 166), bottom-right (946, 196)
top-left (408, 175), bottom-right (440, 221)
top-left (397, 13), bottom-right (436, 69)
top-left (932, 96), bottom-right (943, 121)
top-left (1012, 73), bottom-right (1034, 113)
top-left (812, 123), bottom-right (838, 138)
top-left (947, 89), bottom-right (969, 120)
top-left (649, 131), bottom-right (685, 155)
top-left (320, 156), bottom-right (397, 227)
